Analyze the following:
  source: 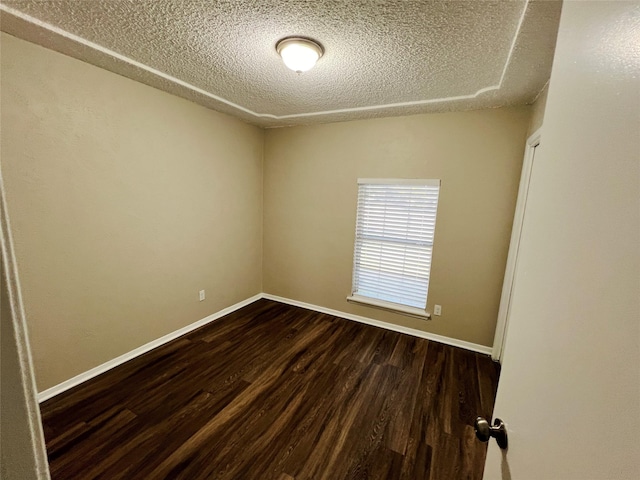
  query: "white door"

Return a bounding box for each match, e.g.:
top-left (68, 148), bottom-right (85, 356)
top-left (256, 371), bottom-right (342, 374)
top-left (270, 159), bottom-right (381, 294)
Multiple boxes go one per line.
top-left (492, 133), bottom-right (540, 363)
top-left (483, 2), bottom-right (640, 479)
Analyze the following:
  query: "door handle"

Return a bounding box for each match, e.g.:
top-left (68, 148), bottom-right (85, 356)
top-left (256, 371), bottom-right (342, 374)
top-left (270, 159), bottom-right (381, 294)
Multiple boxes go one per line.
top-left (474, 417), bottom-right (508, 449)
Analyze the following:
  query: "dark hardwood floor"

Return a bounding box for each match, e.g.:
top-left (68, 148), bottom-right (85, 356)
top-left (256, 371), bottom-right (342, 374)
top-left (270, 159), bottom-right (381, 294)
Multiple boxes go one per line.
top-left (40, 299), bottom-right (500, 480)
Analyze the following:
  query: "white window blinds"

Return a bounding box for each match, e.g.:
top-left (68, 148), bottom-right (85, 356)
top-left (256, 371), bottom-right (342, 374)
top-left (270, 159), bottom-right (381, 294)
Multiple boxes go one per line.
top-left (350, 179), bottom-right (440, 312)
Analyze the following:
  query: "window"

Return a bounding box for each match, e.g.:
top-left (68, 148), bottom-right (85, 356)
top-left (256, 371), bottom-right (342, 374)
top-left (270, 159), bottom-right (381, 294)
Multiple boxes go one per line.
top-left (348, 178), bottom-right (440, 318)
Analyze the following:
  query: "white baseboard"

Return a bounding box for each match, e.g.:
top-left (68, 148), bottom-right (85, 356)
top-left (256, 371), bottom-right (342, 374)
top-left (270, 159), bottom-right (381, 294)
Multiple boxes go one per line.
top-left (262, 293), bottom-right (493, 356)
top-left (37, 293), bottom-right (263, 403)
top-left (39, 291), bottom-right (492, 403)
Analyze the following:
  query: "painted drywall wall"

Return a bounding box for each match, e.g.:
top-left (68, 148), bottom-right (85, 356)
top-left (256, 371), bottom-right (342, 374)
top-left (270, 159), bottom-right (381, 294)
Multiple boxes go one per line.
top-left (263, 107), bottom-right (531, 347)
top-left (527, 84), bottom-right (548, 137)
top-left (484, 1), bottom-right (640, 478)
top-left (1, 33), bottom-right (264, 391)
top-left (1, 178), bottom-right (49, 479)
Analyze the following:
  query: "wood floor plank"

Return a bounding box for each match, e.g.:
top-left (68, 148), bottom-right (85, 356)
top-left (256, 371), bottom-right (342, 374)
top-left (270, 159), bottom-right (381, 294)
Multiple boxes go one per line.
top-left (384, 337), bottom-right (429, 456)
top-left (40, 299), bottom-right (500, 479)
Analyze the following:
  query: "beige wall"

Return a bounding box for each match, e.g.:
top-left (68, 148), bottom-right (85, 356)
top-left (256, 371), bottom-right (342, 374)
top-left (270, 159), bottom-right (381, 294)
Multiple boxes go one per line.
top-left (1, 33), bottom-right (264, 391)
top-left (527, 84), bottom-right (549, 137)
top-left (484, 1), bottom-right (640, 477)
top-left (263, 107), bottom-right (531, 347)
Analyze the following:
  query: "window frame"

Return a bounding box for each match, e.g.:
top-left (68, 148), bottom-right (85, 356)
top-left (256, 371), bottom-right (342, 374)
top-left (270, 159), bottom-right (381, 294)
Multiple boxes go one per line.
top-left (346, 178), bottom-right (441, 319)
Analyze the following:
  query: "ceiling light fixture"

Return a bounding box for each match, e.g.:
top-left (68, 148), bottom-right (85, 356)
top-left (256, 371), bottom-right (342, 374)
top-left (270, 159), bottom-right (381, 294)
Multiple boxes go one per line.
top-left (276, 37), bottom-right (324, 73)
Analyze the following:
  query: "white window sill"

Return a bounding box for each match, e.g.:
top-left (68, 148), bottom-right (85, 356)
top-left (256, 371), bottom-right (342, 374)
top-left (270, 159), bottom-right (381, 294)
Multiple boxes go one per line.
top-left (346, 295), bottom-right (432, 320)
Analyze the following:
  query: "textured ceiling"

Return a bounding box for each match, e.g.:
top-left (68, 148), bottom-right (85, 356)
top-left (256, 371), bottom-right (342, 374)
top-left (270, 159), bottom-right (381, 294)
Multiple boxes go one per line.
top-left (0, 1), bottom-right (562, 127)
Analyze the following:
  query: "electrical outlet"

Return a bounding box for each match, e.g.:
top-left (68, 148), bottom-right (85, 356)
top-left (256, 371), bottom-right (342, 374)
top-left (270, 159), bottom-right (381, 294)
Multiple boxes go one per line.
top-left (199, 290), bottom-right (205, 301)
top-left (434, 304), bottom-right (442, 316)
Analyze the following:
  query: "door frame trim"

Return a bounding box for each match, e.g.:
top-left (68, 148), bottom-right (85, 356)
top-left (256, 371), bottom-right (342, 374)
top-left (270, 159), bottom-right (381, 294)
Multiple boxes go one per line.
top-left (492, 128), bottom-right (542, 362)
top-left (1, 171), bottom-right (50, 478)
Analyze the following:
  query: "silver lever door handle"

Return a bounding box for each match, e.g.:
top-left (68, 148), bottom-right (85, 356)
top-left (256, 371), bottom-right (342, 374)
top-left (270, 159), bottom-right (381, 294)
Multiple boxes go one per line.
top-left (474, 417), bottom-right (508, 449)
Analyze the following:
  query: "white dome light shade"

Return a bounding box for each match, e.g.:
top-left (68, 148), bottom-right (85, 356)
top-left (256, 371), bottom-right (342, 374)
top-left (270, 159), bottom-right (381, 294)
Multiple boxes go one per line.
top-left (276, 38), bottom-right (323, 73)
